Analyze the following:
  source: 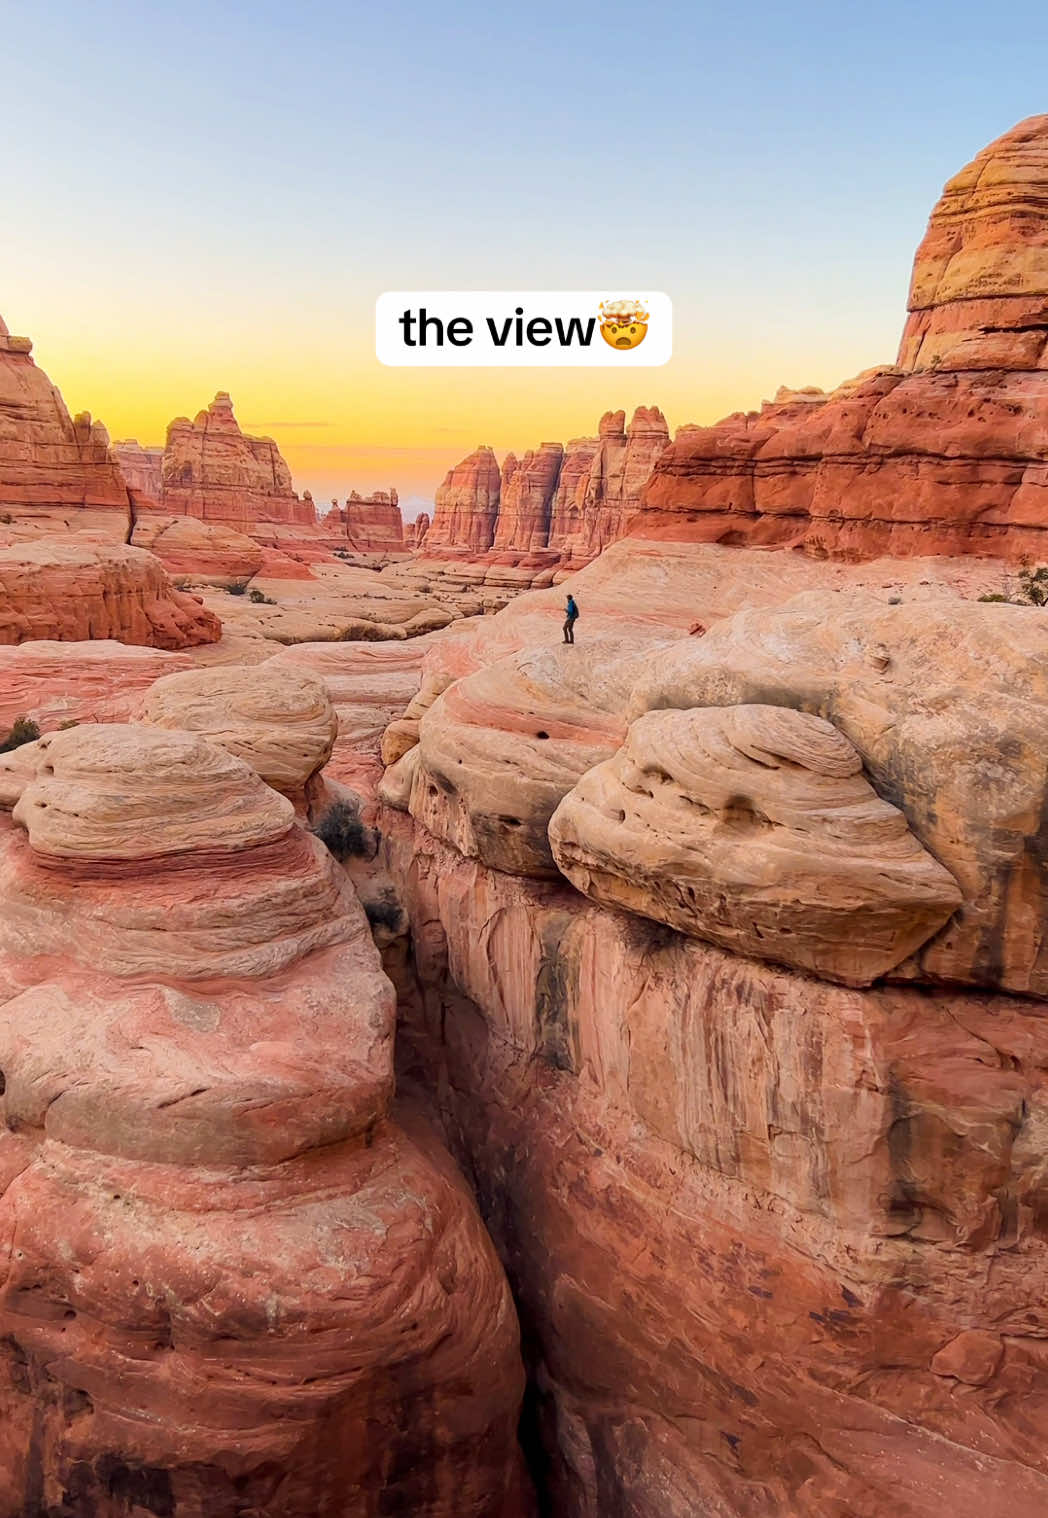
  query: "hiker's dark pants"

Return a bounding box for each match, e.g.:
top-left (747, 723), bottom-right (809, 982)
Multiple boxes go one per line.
top-left (563, 616), bottom-right (577, 644)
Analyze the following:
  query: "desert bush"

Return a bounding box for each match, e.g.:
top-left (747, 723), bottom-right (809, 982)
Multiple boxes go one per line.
top-left (0, 716), bottom-right (41, 752)
top-left (364, 895), bottom-right (403, 933)
top-left (248, 588), bottom-right (276, 604)
top-left (311, 800), bottom-right (377, 859)
top-left (225, 580), bottom-right (248, 595)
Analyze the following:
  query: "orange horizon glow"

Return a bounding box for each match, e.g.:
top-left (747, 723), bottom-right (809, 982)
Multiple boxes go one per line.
top-left (14, 302), bottom-right (907, 516)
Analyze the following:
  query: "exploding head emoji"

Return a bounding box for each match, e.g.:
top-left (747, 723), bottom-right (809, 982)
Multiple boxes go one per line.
top-left (599, 298), bottom-right (649, 350)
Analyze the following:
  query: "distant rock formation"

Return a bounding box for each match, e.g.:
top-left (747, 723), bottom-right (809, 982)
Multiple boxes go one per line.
top-left (493, 442), bottom-right (564, 553)
top-left (425, 445), bottom-right (502, 552)
top-left (549, 406), bottom-right (670, 562)
top-left (160, 392), bottom-right (314, 528)
top-left (641, 116), bottom-right (1048, 560)
top-left (112, 438), bottom-right (163, 508)
top-left (0, 315), bottom-right (129, 515)
top-left (322, 489), bottom-right (404, 553)
top-left (421, 410), bottom-right (670, 567)
top-left (409, 510), bottom-right (431, 548)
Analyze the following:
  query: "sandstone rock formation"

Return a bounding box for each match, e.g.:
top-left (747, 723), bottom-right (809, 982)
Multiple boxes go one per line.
top-left (419, 410), bottom-right (669, 571)
top-left (492, 442), bottom-right (564, 553)
top-left (898, 113), bottom-right (1048, 372)
top-left (386, 818), bottom-right (1048, 1518)
top-left (0, 723), bottom-right (531, 1515)
top-left (323, 490), bottom-right (405, 554)
top-left (641, 118), bottom-right (1048, 560)
top-left (547, 406), bottom-right (670, 562)
top-left (130, 513), bottom-right (265, 583)
top-left (0, 540), bottom-right (221, 648)
top-left (404, 642), bottom-right (642, 875)
top-left (549, 702), bottom-right (962, 985)
top-left (410, 510), bottom-right (431, 548)
top-left (160, 393), bottom-right (314, 528)
top-left (425, 445), bottom-right (501, 553)
top-left (0, 316), bottom-right (130, 518)
top-left (112, 439), bottom-right (163, 508)
top-left (633, 591), bottom-right (1048, 995)
top-left (140, 665), bottom-right (337, 801)
top-left (0, 641), bottom-right (192, 739)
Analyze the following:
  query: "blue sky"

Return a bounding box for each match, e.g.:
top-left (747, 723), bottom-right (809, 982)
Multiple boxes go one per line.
top-left (3, 0), bottom-right (1046, 506)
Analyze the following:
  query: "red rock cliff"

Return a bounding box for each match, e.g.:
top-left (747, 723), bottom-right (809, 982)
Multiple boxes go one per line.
top-left (324, 489), bottom-right (405, 553)
top-left (641, 117), bottom-right (1048, 561)
top-left (425, 445), bottom-right (501, 553)
top-left (0, 316), bottom-right (129, 515)
top-left (492, 442), bottom-right (564, 553)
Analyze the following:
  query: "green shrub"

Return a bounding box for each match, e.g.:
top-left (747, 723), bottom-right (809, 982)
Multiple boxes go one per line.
top-left (0, 716), bottom-right (41, 752)
top-left (248, 588), bottom-right (276, 605)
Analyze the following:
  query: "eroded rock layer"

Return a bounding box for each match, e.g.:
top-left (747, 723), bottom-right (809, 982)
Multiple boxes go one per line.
top-left (386, 818), bottom-right (1048, 1518)
top-left (640, 117), bottom-right (1048, 561)
top-left (0, 724), bottom-right (532, 1516)
top-left (0, 540), bottom-right (221, 648)
top-left (0, 317), bottom-right (129, 517)
top-left (160, 393), bottom-right (314, 528)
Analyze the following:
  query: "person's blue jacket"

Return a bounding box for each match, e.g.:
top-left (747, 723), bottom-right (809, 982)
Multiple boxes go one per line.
top-left (565, 596), bottom-right (579, 621)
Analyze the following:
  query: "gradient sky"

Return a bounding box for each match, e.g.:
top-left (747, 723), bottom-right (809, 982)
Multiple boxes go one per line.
top-left (4, 0), bottom-right (1047, 515)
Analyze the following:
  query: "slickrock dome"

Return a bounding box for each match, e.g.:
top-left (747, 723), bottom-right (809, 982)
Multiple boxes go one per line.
top-left (140, 664), bottom-right (337, 798)
top-left (899, 114), bottom-right (1048, 371)
top-left (12, 724), bottom-right (293, 861)
top-left (549, 703), bottom-right (962, 985)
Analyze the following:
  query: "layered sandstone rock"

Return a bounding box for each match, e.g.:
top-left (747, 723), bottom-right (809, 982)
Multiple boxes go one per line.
top-left (546, 434), bottom-right (600, 551)
top-left (385, 818), bottom-right (1048, 1518)
top-left (549, 702), bottom-right (962, 985)
top-left (898, 114), bottom-right (1048, 372)
top-left (161, 393), bottom-right (314, 528)
top-left (0, 316), bottom-right (129, 517)
top-left (112, 439), bottom-right (163, 508)
top-left (546, 406), bottom-right (669, 562)
top-left (424, 446), bottom-right (501, 553)
top-left (324, 490), bottom-right (405, 554)
top-left (130, 513), bottom-right (265, 583)
top-left (140, 665), bottom-right (337, 801)
top-left (0, 641), bottom-right (192, 738)
top-left (195, 561), bottom-right (453, 649)
top-left (641, 118), bottom-right (1048, 560)
top-left (410, 510), bottom-right (431, 548)
top-left (0, 540), bottom-right (220, 648)
top-left (404, 641), bottom-right (643, 875)
top-left (633, 591), bottom-right (1048, 995)
top-left (0, 724), bottom-right (531, 1515)
top-left (492, 442), bottom-right (564, 553)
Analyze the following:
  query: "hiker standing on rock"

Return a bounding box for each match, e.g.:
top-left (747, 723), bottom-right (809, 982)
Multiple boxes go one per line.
top-left (563, 594), bottom-right (579, 644)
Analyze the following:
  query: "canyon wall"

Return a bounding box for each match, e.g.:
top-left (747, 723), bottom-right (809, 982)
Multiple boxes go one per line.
top-left (374, 584), bottom-right (1048, 1517)
top-left (362, 115), bottom-right (1048, 1515)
